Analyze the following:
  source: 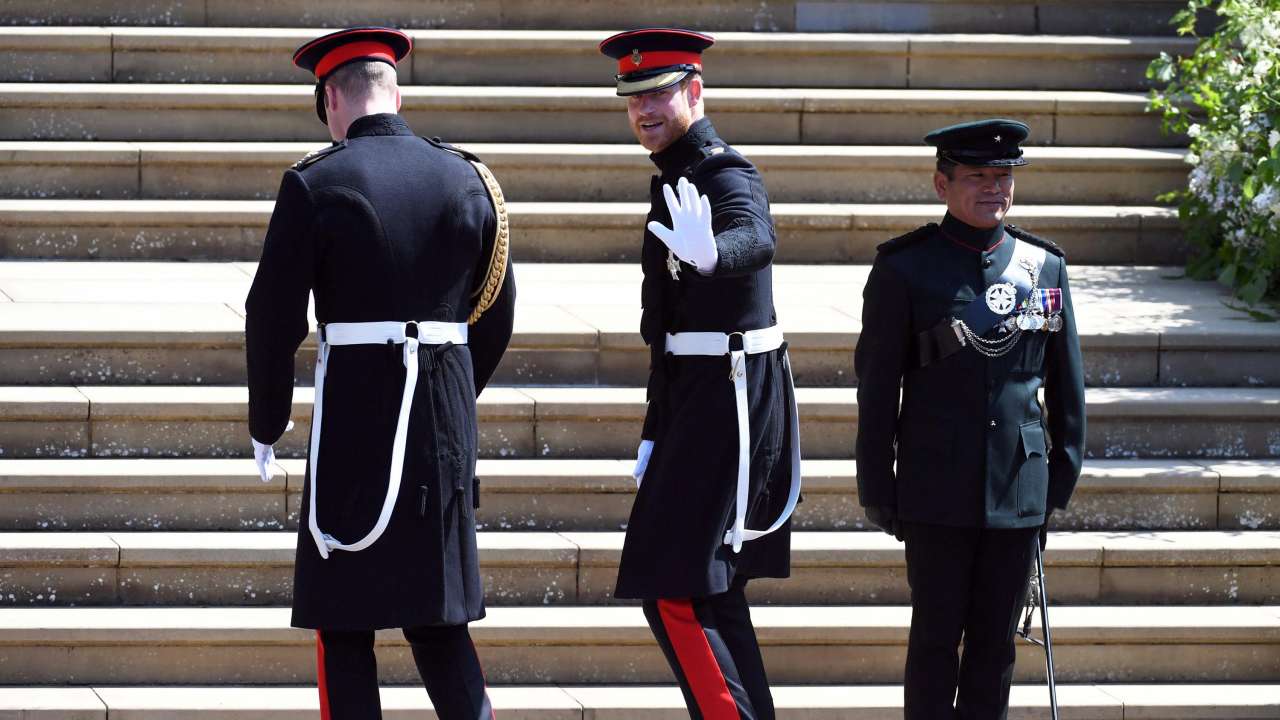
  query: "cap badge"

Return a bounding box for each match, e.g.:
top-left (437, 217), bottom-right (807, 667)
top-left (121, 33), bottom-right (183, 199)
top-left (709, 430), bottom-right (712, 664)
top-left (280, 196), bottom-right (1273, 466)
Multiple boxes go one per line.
top-left (993, 135), bottom-right (1002, 143)
top-left (631, 49), bottom-right (643, 66)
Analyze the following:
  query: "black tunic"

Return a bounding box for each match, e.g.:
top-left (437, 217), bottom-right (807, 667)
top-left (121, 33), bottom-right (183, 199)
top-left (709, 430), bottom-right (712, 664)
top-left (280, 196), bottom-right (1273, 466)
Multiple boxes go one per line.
top-left (854, 213), bottom-right (1086, 529)
top-left (245, 113), bottom-right (515, 630)
top-left (615, 118), bottom-right (794, 600)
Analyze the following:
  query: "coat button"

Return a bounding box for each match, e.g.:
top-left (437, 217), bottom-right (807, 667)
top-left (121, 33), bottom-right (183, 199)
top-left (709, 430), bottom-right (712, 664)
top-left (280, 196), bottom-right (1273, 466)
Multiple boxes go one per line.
top-left (983, 258), bottom-right (994, 269)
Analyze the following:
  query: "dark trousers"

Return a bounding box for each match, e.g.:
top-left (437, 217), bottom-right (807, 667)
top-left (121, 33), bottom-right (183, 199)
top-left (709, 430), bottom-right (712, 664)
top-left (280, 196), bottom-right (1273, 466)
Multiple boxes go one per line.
top-left (641, 576), bottom-right (775, 720)
top-left (902, 522), bottom-right (1038, 720)
top-left (316, 624), bottom-right (494, 720)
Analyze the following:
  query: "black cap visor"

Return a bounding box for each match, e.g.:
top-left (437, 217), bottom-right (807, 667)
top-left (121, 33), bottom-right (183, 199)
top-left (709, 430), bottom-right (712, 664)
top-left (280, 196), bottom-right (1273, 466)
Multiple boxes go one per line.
top-left (616, 66), bottom-right (698, 97)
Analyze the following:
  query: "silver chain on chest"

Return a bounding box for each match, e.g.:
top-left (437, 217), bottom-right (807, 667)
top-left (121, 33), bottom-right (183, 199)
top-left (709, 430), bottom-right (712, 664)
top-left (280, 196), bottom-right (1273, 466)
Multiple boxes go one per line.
top-left (953, 258), bottom-right (1041, 359)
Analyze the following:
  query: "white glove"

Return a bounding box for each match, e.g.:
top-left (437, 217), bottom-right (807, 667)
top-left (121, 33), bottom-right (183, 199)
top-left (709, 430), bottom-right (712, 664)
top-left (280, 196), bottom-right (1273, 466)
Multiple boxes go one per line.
top-left (647, 176), bottom-right (718, 274)
top-left (252, 438), bottom-right (277, 484)
top-left (250, 420), bottom-right (293, 484)
top-left (632, 439), bottom-right (655, 488)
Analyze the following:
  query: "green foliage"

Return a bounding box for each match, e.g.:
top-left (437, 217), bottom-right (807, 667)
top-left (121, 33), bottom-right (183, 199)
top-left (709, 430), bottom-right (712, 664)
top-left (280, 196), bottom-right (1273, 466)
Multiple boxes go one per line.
top-left (1148, 0), bottom-right (1280, 315)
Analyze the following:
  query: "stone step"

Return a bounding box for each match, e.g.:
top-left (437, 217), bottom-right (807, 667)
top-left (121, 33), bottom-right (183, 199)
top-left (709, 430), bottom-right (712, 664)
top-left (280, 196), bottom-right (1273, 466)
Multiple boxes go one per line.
top-left (1, 263), bottom-right (1276, 389)
top-left (2, 459), bottom-right (1277, 534)
top-left (0, 531), bottom-right (579, 608)
top-left (0, 28), bottom-right (1192, 91)
top-left (0, 142), bottom-right (1188, 205)
top-left (1, 605), bottom-right (1276, 685)
top-left (0, 200), bottom-right (1183, 265)
top-left (0, 85), bottom-right (1172, 146)
top-left (0, 295), bottom-right (1274, 390)
top-left (0, 1), bottom-right (1197, 35)
top-left (2, 384), bottom-right (1279, 461)
top-left (4, 530), bottom-right (1280, 607)
top-left (6, 684), bottom-right (1279, 720)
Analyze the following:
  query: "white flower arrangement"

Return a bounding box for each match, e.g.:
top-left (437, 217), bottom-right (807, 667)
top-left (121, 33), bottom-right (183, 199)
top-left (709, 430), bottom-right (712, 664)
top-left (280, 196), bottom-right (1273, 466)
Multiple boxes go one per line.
top-left (1150, 0), bottom-right (1280, 315)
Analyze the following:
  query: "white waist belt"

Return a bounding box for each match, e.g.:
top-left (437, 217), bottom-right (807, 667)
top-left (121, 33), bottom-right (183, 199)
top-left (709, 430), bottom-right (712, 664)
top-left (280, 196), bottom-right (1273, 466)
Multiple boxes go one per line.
top-left (664, 326), bottom-right (803, 553)
top-left (308, 320), bottom-right (468, 560)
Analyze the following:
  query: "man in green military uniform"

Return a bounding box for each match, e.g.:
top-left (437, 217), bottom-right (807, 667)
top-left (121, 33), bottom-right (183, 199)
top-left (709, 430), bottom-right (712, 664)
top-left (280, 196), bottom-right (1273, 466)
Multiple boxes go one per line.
top-left (854, 119), bottom-right (1086, 719)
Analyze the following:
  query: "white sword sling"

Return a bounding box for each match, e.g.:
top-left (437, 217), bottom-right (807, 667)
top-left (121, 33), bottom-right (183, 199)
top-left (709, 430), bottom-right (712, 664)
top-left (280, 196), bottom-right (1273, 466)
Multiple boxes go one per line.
top-left (663, 325), bottom-right (803, 553)
top-left (307, 321), bottom-right (468, 560)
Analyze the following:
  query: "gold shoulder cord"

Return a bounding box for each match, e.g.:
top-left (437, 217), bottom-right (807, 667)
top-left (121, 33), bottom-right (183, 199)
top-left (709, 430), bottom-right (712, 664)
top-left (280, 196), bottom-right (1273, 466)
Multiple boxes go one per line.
top-left (466, 159), bottom-right (510, 325)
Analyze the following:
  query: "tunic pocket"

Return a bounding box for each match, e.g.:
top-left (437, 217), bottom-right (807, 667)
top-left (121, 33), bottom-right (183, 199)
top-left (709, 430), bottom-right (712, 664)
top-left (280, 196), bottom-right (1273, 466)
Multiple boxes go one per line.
top-left (1016, 420), bottom-right (1049, 517)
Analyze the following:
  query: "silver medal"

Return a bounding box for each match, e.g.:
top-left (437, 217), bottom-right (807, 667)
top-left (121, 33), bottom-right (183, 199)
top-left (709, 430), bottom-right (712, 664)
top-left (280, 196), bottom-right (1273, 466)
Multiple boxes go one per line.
top-left (666, 250), bottom-right (681, 281)
top-left (1046, 314), bottom-right (1063, 332)
top-left (1017, 312), bottom-right (1046, 331)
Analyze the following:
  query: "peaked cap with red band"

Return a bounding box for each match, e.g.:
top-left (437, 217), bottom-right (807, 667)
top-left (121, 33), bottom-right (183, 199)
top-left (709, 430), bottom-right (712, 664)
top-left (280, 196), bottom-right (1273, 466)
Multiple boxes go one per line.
top-left (599, 28), bottom-right (715, 97)
top-left (293, 27), bottom-right (412, 125)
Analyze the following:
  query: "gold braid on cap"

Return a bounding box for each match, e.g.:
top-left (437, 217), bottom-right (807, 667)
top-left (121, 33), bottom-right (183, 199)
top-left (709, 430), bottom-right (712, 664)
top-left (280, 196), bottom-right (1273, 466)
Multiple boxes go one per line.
top-left (467, 159), bottom-right (510, 325)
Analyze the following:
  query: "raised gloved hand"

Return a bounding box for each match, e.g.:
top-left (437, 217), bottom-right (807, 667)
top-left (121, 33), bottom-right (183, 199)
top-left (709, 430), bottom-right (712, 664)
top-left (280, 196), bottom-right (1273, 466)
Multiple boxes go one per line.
top-left (632, 439), bottom-right (655, 488)
top-left (864, 505), bottom-right (902, 542)
top-left (647, 176), bottom-right (718, 274)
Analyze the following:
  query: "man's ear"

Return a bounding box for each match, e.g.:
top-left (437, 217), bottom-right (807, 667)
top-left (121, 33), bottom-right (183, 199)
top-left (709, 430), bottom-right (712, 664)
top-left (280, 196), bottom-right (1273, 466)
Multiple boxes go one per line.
top-left (324, 84), bottom-right (339, 114)
top-left (933, 170), bottom-right (949, 202)
top-left (395, 86), bottom-right (402, 112)
top-left (686, 75), bottom-right (703, 107)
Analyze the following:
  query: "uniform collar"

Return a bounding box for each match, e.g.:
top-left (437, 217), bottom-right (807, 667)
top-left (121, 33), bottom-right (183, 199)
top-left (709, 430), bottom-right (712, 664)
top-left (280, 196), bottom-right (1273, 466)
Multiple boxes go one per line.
top-left (939, 212), bottom-right (1006, 253)
top-left (345, 113), bottom-right (414, 139)
top-left (650, 117), bottom-right (718, 174)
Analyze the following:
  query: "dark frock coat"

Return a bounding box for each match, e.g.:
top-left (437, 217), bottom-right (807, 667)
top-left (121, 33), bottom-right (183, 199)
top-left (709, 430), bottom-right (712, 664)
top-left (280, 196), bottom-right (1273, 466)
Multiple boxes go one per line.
top-left (615, 118), bottom-right (795, 600)
top-left (245, 113), bottom-right (515, 630)
top-left (854, 213), bottom-right (1086, 529)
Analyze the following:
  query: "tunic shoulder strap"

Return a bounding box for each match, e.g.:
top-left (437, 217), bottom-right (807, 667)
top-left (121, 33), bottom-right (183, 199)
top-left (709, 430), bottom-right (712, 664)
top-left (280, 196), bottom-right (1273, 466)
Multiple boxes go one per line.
top-left (291, 141), bottom-right (346, 171)
top-left (1006, 224), bottom-right (1065, 258)
top-left (424, 135), bottom-right (481, 163)
top-left (876, 223), bottom-right (936, 255)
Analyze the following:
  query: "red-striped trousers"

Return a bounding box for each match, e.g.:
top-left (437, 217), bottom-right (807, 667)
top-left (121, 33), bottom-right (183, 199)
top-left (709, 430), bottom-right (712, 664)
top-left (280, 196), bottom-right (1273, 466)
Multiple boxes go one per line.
top-left (642, 576), bottom-right (775, 720)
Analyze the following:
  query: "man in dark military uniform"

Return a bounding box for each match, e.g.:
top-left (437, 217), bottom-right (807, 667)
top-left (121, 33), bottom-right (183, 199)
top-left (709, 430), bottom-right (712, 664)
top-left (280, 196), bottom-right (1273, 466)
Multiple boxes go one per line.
top-left (244, 27), bottom-right (514, 720)
top-left (854, 119), bottom-right (1086, 719)
top-left (599, 28), bottom-right (802, 719)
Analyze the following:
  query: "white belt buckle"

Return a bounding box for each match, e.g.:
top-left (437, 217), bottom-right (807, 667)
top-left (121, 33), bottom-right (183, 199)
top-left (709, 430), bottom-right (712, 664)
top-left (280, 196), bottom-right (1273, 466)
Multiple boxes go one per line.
top-left (728, 331), bottom-right (746, 379)
top-left (404, 321), bottom-right (419, 354)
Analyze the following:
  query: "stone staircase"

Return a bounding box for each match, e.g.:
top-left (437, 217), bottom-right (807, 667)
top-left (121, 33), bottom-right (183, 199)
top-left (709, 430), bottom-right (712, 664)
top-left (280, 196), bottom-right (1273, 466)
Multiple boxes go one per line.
top-left (1, 1), bottom-right (1279, 717)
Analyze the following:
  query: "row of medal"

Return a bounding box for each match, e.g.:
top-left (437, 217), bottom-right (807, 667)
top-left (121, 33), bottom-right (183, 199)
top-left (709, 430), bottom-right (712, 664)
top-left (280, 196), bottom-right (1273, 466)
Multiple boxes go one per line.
top-left (999, 287), bottom-right (1065, 334)
top-left (1000, 312), bottom-right (1064, 333)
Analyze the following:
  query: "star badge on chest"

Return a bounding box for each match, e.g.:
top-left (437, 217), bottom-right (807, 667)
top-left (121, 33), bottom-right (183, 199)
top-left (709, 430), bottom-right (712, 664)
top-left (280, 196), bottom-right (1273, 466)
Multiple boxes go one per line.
top-left (666, 250), bottom-right (681, 281)
top-left (985, 283), bottom-right (1017, 315)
